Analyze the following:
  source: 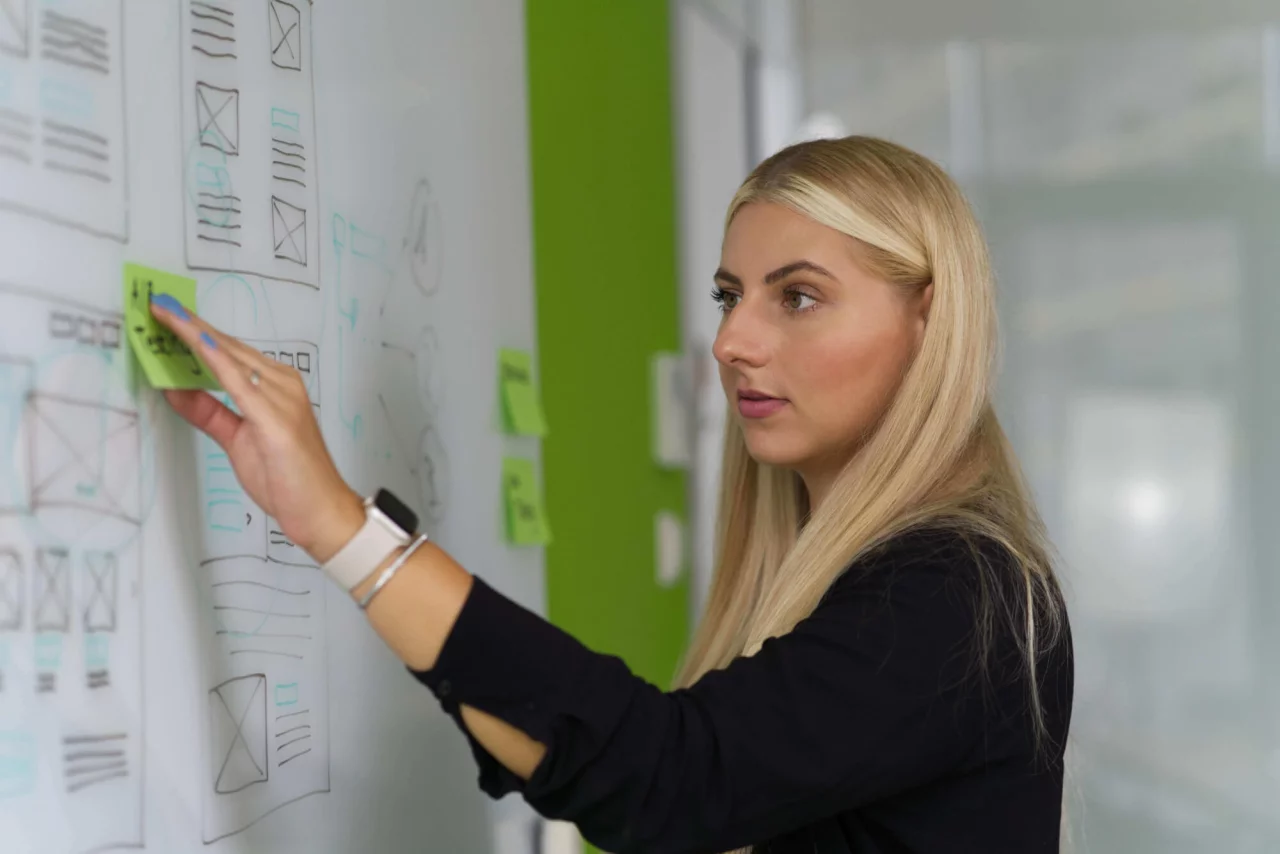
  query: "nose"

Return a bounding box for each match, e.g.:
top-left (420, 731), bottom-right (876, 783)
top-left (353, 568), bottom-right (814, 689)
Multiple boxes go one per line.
top-left (712, 299), bottom-right (770, 369)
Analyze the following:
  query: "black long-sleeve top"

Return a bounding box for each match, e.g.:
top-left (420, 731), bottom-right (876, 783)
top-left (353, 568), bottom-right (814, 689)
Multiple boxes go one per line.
top-left (411, 528), bottom-right (1074, 854)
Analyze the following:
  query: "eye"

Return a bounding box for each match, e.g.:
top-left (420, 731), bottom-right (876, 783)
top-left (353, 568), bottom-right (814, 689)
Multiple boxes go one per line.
top-left (783, 289), bottom-right (818, 313)
top-left (711, 286), bottom-right (740, 313)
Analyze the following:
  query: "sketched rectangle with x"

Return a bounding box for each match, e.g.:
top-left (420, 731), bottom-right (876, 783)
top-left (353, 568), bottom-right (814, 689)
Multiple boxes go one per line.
top-left (81, 551), bottom-right (117, 633)
top-left (196, 81), bottom-right (239, 156)
top-left (33, 547), bottom-right (70, 632)
top-left (209, 674), bottom-right (267, 794)
top-left (268, 0), bottom-right (300, 71)
top-left (270, 196), bottom-right (306, 266)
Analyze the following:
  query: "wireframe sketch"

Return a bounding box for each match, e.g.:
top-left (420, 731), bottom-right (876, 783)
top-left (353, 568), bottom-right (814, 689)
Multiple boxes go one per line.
top-left (182, 0), bottom-right (320, 288)
top-left (0, 283), bottom-right (144, 854)
top-left (192, 273), bottom-right (330, 843)
top-left (0, 0), bottom-right (128, 240)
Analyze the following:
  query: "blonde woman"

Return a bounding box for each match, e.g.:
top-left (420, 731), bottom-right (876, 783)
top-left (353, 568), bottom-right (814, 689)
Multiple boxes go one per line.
top-left (151, 136), bottom-right (1073, 854)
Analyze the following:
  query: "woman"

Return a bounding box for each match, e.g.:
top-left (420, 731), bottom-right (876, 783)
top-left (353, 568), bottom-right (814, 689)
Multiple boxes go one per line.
top-left (151, 136), bottom-right (1073, 853)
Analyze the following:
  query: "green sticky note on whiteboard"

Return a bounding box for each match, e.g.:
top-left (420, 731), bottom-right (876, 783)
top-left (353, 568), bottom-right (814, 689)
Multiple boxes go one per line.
top-left (502, 457), bottom-right (551, 545)
top-left (123, 263), bottom-right (220, 390)
top-left (498, 348), bottom-right (547, 436)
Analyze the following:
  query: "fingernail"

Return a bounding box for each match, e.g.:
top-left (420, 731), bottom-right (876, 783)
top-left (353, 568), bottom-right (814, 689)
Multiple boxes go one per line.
top-left (151, 293), bottom-right (190, 320)
top-left (200, 332), bottom-right (217, 349)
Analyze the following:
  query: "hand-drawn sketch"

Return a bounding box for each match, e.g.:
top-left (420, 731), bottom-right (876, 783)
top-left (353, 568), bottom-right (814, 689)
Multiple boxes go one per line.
top-left (192, 273), bottom-right (330, 844)
top-left (210, 674), bottom-right (268, 794)
top-left (0, 0), bottom-right (127, 240)
top-left (182, 0), bottom-right (320, 288)
top-left (0, 283), bottom-right (144, 854)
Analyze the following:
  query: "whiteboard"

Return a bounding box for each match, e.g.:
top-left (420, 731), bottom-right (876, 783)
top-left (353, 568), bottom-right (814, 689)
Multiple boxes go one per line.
top-left (0, 1), bottom-right (544, 852)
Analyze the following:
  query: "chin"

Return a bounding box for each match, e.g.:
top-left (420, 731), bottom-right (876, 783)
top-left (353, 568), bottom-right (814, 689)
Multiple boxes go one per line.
top-left (741, 431), bottom-right (809, 470)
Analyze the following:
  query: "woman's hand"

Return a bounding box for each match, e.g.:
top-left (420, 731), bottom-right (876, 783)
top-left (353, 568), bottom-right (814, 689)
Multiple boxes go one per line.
top-left (149, 294), bottom-right (364, 564)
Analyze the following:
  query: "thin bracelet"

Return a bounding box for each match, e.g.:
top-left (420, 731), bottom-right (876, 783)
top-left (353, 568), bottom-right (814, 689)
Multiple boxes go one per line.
top-left (358, 533), bottom-right (430, 610)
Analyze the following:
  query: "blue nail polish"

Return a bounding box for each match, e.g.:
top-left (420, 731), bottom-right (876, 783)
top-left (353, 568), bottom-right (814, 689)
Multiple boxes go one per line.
top-left (200, 332), bottom-right (217, 349)
top-left (151, 292), bottom-right (190, 320)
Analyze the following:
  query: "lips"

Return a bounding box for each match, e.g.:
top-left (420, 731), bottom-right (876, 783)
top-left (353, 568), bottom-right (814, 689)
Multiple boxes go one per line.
top-left (737, 389), bottom-right (786, 419)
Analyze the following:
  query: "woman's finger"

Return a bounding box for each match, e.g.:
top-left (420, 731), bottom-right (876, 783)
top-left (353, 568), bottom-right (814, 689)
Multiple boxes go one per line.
top-left (149, 298), bottom-right (270, 415)
top-left (163, 389), bottom-right (243, 450)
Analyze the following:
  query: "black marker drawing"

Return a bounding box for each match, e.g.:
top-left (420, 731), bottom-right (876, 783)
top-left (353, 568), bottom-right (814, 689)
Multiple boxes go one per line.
top-left (191, 0), bottom-right (235, 59)
top-left (0, 549), bottom-right (22, 631)
top-left (0, 108), bottom-right (32, 164)
top-left (210, 674), bottom-right (269, 794)
top-left (33, 547), bottom-right (70, 632)
top-left (81, 551), bottom-right (118, 633)
top-left (196, 82), bottom-right (240, 156)
top-left (270, 196), bottom-right (306, 266)
top-left (63, 732), bottom-right (129, 794)
top-left (268, 0), bottom-right (301, 71)
top-left (40, 9), bottom-right (108, 75)
top-left (0, 0), bottom-right (29, 58)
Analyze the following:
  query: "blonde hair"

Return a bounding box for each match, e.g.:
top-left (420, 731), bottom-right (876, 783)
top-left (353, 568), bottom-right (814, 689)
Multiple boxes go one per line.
top-left (677, 137), bottom-right (1068, 849)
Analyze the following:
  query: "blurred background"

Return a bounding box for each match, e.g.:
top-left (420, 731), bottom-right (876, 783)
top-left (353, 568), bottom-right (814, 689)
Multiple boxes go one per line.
top-left (675, 1), bottom-right (1280, 851)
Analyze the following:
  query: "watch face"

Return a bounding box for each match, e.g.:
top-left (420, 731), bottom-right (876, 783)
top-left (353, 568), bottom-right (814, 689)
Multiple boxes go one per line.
top-left (373, 488), bottom-right (419, 535)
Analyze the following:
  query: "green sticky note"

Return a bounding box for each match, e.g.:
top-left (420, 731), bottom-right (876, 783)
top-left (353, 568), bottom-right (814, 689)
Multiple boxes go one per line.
top-left (498, 348), bottom-right (547, 436)
top-left (502, 457), bottom-right (552, 546)
top-left (123, 263), bottom-right (220, 390)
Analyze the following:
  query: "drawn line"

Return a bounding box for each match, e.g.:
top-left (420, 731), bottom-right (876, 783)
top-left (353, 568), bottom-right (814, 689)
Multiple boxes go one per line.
top-left (43, 137), bottom-right (108, 161)
top-left (216, 630), bottom-right (313, 640)
top-left (198, 219), bottom-right (241, 229)
top-left (271, 146), bottom-right (304, 160)
top-left (272, 160), bottom-right (304, 173)
top-left (270, 137), bottom-right (303, 150)
top-left (272, 175), bottom-right (305, 188)
top-left (68, 770), bottom-right (128, 793)
top-left (190, 10), bottom-right (235, 28)
top-left (66, 759), bottom-right (127, 777)
top-left (64, 749), bottom-right (125, 761)
top-left (196, 202), bottom-right (241, 213)
top-left (193, 45), bottom-right (237, 59)
top-left (275, 725), bottom-right (311, 738)
top-left (196, 234), bottom-right (242, 247)
top-left (45, 10), bottom-right (108, 37)
top-left (41, 53), bottom-right (110, 75)
top-left (212, 580), bottom-right (308, 596)
top-left (214, 606), bottom-right (310, 618)
top-left (276, 709), bottom-right (310, 721)
top-left (278, 748), bottom-right (311, 767)
top-left (45, 161), bottom-right (110, 182)
top-left (41, 35), bottom-right (109, 62)
top-left (230, 649), bottom-right (304, 660)
top-left (198, 192), bottom-right (241, 201)
top-left (0, 124), bottom-right (31, 141)
top-left (0, 145), bottom-right (31, 163)
top-left (192, 1), bottom-right (234, 17)
top-left (0, 108), bottom-right (32, 124)
top-left (43, 120), bottom-right (108, 145)
top-left (191, 27), bottom-right (234, 43)
top-left (63, 733), bottom-right (127, 745)
top-left (276, 734), bottom-right (311, 752)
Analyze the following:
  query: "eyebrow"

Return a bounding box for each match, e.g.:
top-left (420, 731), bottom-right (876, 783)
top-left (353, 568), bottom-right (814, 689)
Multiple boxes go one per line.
top-left (713, 260), bottom-right (838, 287)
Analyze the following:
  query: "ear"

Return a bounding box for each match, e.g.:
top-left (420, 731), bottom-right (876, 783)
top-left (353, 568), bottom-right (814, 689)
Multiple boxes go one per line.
top-left (913, 281), bottom-right (934, 341)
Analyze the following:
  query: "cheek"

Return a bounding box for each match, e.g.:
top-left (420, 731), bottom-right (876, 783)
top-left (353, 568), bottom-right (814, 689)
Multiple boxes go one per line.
top-left (801, 326), bottom-right (912, 429)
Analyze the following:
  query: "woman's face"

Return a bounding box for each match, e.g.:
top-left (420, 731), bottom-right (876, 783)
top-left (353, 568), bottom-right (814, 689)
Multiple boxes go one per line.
top-left (713, 202), bottom-right (931, 500)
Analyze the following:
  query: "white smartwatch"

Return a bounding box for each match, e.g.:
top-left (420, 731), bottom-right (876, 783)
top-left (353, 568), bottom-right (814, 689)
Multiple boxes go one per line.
top-left (321, 489), bottom-right (420, 590)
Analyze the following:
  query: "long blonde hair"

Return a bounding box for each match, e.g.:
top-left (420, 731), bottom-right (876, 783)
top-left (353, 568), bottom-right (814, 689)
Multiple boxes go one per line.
top-left (677, 136), bottom-right (1067, 783)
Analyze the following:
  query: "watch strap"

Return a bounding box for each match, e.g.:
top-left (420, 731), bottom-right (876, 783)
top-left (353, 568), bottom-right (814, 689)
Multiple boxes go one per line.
top-left (322, 499), bottom-right (413, 590)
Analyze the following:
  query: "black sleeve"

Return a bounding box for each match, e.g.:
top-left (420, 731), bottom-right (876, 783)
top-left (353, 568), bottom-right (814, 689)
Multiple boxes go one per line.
top-left (411, 539), bottom-right (992, 854)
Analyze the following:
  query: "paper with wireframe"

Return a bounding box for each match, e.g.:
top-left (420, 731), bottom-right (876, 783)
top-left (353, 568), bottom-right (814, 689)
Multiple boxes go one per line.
top-left (123, 263), bottom-right (221, 390)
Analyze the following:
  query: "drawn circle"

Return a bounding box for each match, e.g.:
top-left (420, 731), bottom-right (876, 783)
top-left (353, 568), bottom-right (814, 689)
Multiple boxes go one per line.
top-left (403, 179), bottom-right (444, 298)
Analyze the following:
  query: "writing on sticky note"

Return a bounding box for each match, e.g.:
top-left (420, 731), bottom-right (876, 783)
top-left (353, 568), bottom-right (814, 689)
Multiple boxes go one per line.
top-left (498, 348), bottom-right (547, 436)
top-left (502, 457), bottom-right (551, 546)
top-left (123, 263), bottom-right (220, 390)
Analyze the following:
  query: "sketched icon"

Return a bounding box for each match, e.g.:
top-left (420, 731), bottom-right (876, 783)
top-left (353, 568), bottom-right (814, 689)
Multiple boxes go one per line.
top-left (33, 547), bottom-right (70, 632)
top-left (0, 0), bottom-right (29, 58)
top-left (27, 393), bottom-right (142, 524)
top-left (0, 550), bottom-right (22, 631)
top-left (81, 551), bottom-right (117, 633)
top-left (268, 0), bottom-right (301, 71)
top-left (196, 81), bottom-right (239, 156)
top-left (209, 674), bottom-right (268, 794)
top-left (271, 196), bottom-right (306, 266)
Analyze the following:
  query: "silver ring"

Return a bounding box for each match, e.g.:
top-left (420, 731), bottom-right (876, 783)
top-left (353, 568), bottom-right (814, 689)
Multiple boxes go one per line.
top-left (249, 370), bottom-right (261, 387)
